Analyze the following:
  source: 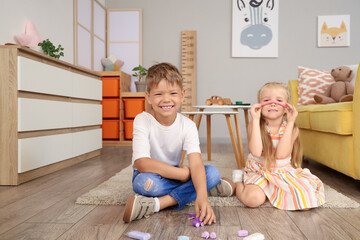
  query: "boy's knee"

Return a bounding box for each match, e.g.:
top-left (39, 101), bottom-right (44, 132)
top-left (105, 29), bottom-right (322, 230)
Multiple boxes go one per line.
top-left (133, 173), bottom-right (158, 195)
top-left (205, 165), bottom-right (221, 187)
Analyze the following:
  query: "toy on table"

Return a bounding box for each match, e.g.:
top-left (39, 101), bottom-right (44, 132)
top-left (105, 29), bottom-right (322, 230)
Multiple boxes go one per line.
top-left (235, 101), bottom-right (251, 105)
top-left (260, 100), bottom-right (287, 108)
top-left (187, 213), bottom-right (204, 227)
top-left (127, 230), bottom-right (151, 240)
top-left (314, 65), bottom-right (354, 104)
top-left (205, 96), bottom-right (225, 105)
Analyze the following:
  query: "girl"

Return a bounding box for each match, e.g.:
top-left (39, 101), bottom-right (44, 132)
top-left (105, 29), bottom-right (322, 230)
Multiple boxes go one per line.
top-left (233, 82), bottom-right (325, 210)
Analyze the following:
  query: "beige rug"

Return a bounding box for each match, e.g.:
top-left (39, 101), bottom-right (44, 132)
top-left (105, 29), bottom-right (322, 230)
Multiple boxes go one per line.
top-left (76, 153), bottom-right (360, 208)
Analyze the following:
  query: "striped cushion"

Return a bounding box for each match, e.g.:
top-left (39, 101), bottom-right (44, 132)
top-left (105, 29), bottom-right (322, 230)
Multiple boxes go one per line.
top-left (297, 66), bottom-right (335, 105)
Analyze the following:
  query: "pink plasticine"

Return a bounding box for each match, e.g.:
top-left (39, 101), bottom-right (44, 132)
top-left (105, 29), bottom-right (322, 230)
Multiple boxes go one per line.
top-left (260, 100), bottom-right (287, 108)
top-left (238, 230), bottom-right (249, 237)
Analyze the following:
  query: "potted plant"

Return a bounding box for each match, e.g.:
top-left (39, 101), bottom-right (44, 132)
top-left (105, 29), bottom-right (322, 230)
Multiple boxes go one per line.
top-left (38, 39), bottom-right (64, 59)
top-left (132, 65), bottom-right (147, 92)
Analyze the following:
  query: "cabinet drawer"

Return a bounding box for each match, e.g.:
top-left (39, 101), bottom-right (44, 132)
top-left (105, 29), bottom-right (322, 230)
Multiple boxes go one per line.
top-left (102, 77), bottom-right (120, 97)
top-left (72, 102), bottom-right (102, 127)
top-left (18, 98), bottom-right (72, 131)
top-left (73, 128), bottom-right (102, 157)
top-left (102, 99), bottom-right (120, 118)
top-left (73, 73), bottom-right (102, 100)
top-left (18, 56), bottom-right (73, 97)
top-left (18, 132), bottom-right (73, 173)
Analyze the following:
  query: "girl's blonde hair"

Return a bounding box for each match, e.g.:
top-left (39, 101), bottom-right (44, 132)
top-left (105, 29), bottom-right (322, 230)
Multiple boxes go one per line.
top-left (258, 82), bottom-right (303, 169)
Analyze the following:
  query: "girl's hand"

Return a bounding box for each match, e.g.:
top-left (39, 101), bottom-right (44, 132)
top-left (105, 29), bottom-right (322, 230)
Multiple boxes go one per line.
top-left (250, 103), bottom-right (262, 120)
top-left (285, 103), bottom-right (298, 123)
top-left (195, 196), bottom-right (216, 225)
top-left (180, 165), bottom-right (191, 182)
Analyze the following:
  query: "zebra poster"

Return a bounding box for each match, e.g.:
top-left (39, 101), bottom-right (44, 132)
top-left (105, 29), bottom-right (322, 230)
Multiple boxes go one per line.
top-left (232, 0), bottom-right (278, 57)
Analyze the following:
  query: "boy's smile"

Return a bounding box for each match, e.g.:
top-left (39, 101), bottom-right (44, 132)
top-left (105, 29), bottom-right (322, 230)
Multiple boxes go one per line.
top-left (146, 79), bottom-right (185, 126)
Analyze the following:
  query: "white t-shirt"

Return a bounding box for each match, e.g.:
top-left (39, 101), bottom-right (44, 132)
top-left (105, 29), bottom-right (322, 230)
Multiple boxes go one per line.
top-left (132, 112), bottom-right (201, 167)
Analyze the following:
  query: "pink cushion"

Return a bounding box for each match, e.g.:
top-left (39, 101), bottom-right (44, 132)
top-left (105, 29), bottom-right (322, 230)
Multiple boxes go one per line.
top-left (297, 66), bottom-right (335, 105)
top-left (14, 21), bottom-right (41, 47)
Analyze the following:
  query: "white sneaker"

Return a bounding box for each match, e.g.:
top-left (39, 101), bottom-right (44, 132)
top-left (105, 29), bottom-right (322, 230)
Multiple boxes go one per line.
top-left (232, 169), bottom-right (244, 183)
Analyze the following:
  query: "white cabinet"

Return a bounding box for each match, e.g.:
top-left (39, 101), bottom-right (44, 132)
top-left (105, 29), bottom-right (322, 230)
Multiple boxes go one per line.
top-left (0, 45), bottom-right (103, 185)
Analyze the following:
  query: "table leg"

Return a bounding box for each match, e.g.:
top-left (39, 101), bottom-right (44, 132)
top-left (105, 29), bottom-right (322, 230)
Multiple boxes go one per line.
top-left (244, 109), bottom-right (249, 131)
top-left (225, 114), bottom-right (242, 169)
top-left (196, 109), bottom-right (204, 129)
top-left (206, 115), bottom-right (211, 161)
top-left (233, 113), bottom-right (245, 168)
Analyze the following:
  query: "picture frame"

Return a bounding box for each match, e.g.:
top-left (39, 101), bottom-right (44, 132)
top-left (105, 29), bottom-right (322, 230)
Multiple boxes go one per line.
top-left (232, 0), bottom-right (279, 58)
top-left (318, 15), bottom-right (350, 47)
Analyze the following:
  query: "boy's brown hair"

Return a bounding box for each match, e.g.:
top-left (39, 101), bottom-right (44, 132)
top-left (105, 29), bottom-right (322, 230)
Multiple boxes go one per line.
top-left (146, 62), bottom-right (183, 92)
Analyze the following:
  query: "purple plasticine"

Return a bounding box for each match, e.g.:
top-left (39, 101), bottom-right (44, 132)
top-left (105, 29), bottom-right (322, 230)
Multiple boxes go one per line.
top-left (201, 231), bottom-right (210, 239)
top-left (238, 230), bottom-right (249, 237)
top-left (187, 213), bottom-right (204, 227)
top-left (210, 232), bottom-right (216, 239)
top-left (127, 231), bottom-right (151, 240)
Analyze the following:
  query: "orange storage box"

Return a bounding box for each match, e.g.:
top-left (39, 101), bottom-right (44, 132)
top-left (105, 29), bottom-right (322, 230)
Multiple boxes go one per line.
top-left (123, 119), bottom-right (134, 139)
top-left (102, 119), bottom-right (119, 139)
top-left (102, 99), bottom-right (119, 118)
top-left (123, 98), bottom-right (145, 118)
top-left (102, 77), bottom-right (120, 97)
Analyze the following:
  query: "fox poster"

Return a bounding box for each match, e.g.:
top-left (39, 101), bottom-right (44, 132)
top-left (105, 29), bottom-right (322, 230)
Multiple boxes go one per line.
top-left (318, 15), bottom-right (350, 47)
top-left (232, 0), bottom-right (279, 58)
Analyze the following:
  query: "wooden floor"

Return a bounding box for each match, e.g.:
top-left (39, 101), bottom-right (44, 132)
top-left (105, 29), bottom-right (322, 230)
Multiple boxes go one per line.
top-left (0, 144), bottom-right (359, 240)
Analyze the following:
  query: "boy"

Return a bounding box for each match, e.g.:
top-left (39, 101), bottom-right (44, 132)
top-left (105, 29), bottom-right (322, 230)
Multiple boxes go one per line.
top-left (123, 62), bottom-right (234, 224)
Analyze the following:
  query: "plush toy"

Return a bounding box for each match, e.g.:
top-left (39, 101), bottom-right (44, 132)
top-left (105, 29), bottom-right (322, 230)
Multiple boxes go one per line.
top-left (314, 66), bottom-right (354, 104)
top-left (101, 53), bottom-right (124, 71)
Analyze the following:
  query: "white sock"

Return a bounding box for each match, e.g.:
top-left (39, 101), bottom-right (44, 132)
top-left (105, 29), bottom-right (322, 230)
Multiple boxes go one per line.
top-left (154, 197), bottom-right (160, 212)
top-left (232, 169), bottom-right (244, 183)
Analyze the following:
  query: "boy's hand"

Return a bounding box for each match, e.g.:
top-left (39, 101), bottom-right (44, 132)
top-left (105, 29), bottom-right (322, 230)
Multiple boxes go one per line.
top-left (250, 103), bottom-right (262, 120)
top-left (180, 165), bottom-right (191, 182)
top-left (195, 196), bottom-right (216, 225)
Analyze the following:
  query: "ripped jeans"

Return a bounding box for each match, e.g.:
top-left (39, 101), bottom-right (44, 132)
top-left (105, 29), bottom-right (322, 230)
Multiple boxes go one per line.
top-left (132, 165), bottom-right (220, 210)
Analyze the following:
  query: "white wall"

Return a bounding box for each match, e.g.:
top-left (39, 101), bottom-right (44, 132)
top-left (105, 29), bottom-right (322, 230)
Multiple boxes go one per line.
top-left (0, 0), bottom-right (74, 64)
top-left (106, 0), bottom-right (360, 142)
top-left (1, 0), bottom-right (359, 142)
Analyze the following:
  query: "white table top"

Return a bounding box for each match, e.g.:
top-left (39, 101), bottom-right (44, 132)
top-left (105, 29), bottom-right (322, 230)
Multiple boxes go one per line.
top-left (193, 105), bottom-right (251, 109)
top-left (181, 111), bottom-right (239, 115)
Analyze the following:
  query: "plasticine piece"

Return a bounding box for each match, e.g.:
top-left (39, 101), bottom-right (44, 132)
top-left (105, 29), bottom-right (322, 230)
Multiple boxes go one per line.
top-left (127, 230), bottom-right (151, 240)
top-left (187, 213), bottom-right (204, 227)
top-left (236, 101), bottom-right (243, 105)
top-left (260, 100), bottom-right (287, 108)
top-left (238, 230), bottom-right (248, 237)
top-left (201, 231), bottom-right (210, 239)
top-left (243, 233), bottom-right (265, 240)
top-left (210, 232), bottom-right (216, 239)
top-left (177, 236), bottom-right (190, 240)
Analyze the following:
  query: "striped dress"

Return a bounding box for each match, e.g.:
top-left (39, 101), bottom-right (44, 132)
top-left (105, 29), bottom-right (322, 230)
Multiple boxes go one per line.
top-left (243, 122), bottom-right (325, 210)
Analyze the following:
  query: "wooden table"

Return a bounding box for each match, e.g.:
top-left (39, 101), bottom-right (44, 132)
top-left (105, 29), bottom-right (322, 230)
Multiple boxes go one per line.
top-left (182, 105), bottom-right (251, 169)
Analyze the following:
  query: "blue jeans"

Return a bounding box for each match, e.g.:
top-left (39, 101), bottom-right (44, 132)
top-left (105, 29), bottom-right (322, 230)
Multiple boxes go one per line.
top-left (132, 165), bottom-right (220, 210)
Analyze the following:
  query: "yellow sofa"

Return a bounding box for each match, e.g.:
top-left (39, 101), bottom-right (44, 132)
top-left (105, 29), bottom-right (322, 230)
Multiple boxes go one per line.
top-left (289, 65), bottom-right (360, 181)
